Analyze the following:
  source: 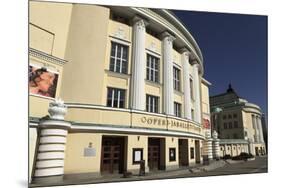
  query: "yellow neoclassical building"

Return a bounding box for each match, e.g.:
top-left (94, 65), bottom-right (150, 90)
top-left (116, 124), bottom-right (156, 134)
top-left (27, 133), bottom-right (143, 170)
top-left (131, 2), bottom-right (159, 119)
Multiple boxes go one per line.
top-left (28, 1), bottom-right (216, 184)
top-left (210, 85), bottom-right (267, 158)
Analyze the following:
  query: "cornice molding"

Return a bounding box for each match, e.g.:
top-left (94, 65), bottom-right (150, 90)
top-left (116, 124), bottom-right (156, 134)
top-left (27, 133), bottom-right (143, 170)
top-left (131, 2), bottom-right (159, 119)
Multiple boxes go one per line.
top-left (29, 48), bottom-right (67, 66)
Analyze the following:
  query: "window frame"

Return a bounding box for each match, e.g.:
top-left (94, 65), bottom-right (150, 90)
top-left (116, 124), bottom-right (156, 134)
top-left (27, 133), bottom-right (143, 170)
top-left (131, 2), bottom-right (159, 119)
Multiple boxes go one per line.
top-left (173, 66), bottom-right (181, 91)
top-left (174, 102), bottom-right (182, 117)
top-left (106, 87), bottom-right (126, 108)
top-left (146, 54), bottom-right (160, 83)
top-left (146, 94), bottom-right (159, 113)
top-left (109, 42), bottom-right (129, 74)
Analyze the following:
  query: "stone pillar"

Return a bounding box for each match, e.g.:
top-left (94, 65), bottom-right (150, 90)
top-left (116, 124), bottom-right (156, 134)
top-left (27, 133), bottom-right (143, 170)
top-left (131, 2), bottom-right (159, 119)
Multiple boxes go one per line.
top-left (162, 32), bottom-right (175, 115)
top-left (204, 130), bottom-right (213, 160)
top-left (131, 17), bottom-right (146, 111)
top-left (212, 131), bottom-right (220, 160)
top-left (33, 99), bottom-right (71, 183)
top-left (181, 48), bottom-right (192, 120)
top-left (192, 63), bottom-right (201, 124)
top-left (257, 116), bottom-right (265, 143)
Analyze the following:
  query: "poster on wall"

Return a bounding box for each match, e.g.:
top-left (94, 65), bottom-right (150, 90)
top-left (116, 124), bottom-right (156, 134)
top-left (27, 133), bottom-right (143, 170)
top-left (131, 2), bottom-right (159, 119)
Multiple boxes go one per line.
top-left (29, 65), bottom-right (58, 98)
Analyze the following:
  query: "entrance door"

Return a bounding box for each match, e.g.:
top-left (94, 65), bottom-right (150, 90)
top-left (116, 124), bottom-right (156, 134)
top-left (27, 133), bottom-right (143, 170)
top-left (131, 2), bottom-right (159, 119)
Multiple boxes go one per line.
top-left (148, 138), bottom-right (161, 170)
top-left (195, 140), bottom-right (201, 164)
top-left (148, 145), bottom-right (159, 170)
top-left (179, 139), bottom-right (189, 166)
top-left (101, 137), bottom-right (125, 174)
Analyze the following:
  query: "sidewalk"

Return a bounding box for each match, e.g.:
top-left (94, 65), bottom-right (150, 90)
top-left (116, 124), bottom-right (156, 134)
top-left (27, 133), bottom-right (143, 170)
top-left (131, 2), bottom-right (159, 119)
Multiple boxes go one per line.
top-left (29, 160), bottom-right (238, 187)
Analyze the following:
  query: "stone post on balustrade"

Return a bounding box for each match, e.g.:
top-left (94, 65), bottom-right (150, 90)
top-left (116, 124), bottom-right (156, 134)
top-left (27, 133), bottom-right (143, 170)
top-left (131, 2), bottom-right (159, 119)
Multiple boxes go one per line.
top-left (33, 99), bottom-right (71, 183)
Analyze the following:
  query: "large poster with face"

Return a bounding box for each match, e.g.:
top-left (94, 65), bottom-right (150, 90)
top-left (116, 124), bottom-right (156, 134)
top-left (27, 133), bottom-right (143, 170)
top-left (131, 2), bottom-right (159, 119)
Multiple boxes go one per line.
top-left (29, 65), bottom-right (59, 98)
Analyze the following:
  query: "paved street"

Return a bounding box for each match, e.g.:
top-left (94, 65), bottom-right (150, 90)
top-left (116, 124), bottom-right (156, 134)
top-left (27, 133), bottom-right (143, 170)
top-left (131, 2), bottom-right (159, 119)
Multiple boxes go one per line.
top-left (30, 156), bottom-right (267, 187)
top-left (169, 156), bottom-right (268, 178)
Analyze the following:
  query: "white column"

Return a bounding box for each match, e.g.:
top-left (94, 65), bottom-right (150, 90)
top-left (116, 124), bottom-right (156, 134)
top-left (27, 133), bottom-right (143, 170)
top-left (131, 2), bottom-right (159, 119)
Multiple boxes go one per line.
top-left (257, 116), bottom-right (265, 143)
top-left (192, 63), bottom-right (202, 124)
top-left (252, 115), bottom-right (259, 142)
top-left (33, 99), bottom-right (71, 183)
top-left (254, 115), bottom-right (261, 142)
top-left (204, 130), bottom-right (213, 160)
top-left (131, 17), bottom-right (146, 110)
top-left (162, 32), bottom-right (175, 115)
top-left (181, 49), bottom-right (192, 119)
top-left (212, 131), bottom-right (220, 159)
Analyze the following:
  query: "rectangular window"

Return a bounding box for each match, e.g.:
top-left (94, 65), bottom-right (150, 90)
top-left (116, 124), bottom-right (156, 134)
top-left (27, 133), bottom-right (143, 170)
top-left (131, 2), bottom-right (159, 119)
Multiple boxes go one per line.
top-left (234, 121), bottom-right (238, 128)
top-left (190, 78), bottom-right (194, 100)
top-left (228, 114), bottom-right (232, 119)
top-left (233, 113), bottom-right (237, 118)
top-left (173, 67), bottom-right (181, 91)
top-left (146, 54), bottom-right (159, 82)
top-left (190, 147), bottom-right (195, 159)
top-left (191, 109), bottom-right (195, 120)
top-left (146, 94), bottom-right (159, 113)
top-left (224, 122), bottom-right (228, 129)
top-left (174, 102), bottom-right (182, 117)
top-left (228, 122), bottom-right (233, 129)
top-left (110, 42), bottom-right (128, 74)
top-left (106, 87), bottom-right (125, 108)
top-left (223, 115), bottom-right (227, 120)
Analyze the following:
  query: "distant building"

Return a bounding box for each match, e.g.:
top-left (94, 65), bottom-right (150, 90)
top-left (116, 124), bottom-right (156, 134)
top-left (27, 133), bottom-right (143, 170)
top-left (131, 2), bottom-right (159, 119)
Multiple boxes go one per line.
top-left (210, 84), bottom-right (266, 157)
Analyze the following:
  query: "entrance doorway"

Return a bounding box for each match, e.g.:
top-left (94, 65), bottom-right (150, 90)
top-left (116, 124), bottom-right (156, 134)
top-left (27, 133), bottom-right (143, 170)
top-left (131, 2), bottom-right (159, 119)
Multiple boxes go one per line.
top-left (195, 140), bottom-right (201, 164)
top-left (101, 136), bottom-right (126, 174)
top-left (148, 138), bottom-right (165, 171)
top-left (179, 139), bottom-right (189, 166)
top-left (255, 147), bottom-right (259, 156)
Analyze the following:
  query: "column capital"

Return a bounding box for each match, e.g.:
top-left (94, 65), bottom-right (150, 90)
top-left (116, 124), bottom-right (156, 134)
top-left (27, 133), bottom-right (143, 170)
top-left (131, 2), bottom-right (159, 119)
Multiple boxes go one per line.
top-left (160, 31), bottom-right (176, 42)
top-left (132, 16), bottom-right (148, 29)
top-left (191, 59), bottom-right (200, 66)
top-left (179, 47), bottom-right (191, 54)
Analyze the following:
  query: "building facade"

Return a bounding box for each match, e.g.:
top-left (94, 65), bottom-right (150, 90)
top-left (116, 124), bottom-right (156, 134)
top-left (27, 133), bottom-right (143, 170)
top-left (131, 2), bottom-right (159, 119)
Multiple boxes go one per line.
top-left (210, 85), bottom-right (266, 158)
top-left (29, 1), bottom-right (215, 183)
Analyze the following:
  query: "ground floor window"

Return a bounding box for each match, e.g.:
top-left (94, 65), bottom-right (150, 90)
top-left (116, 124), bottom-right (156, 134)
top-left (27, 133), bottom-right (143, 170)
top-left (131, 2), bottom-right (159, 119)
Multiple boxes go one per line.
top-left (190, 147), bottom-right (195, 159)
top-left (107, 87), bottom-right (126, 108)
top-left (146, 94), bottom-right (159, 113)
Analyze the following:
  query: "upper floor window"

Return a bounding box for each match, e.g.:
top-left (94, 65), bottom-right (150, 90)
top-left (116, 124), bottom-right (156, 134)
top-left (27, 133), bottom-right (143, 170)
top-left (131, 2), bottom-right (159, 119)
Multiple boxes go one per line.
top-left (146, 54), bottom-right (159, 82)
top-left (233, 113), bottom-right (237, 118)
top-left (228, 122), bottom-right (233, 129)
top-left (234, 121), bottom-right (238, 128)
top-left (109, 42), bottom-right (128, 74)
top-left (190, 78), bottom-right (194, 100)
top-left (173, 67), bottom-right (181, 91)
top-left (107, 87), bottom-right (125, 108)
top-left (228, 114), bottom-right (232, 119)
top-left (146, 94), bottom-right (159, 113)
top-left (191, 109), bottom-right (195, 120)
top-left (223, 123), bottom-right (228, 129)
top-left (223, 115), bottom-right (227, 120)
top-left (174, 102), bottom-right (182, 117)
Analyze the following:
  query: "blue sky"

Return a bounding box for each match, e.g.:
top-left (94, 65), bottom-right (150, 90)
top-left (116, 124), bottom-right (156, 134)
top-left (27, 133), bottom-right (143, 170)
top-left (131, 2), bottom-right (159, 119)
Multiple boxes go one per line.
top-left (173, 10), bottom-right (268, 116)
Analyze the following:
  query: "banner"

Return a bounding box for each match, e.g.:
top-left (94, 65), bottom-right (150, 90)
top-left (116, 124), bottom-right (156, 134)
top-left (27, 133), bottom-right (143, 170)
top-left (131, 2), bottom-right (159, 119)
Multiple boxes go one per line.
top-left (29, 65), bottom-right (58, 98)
